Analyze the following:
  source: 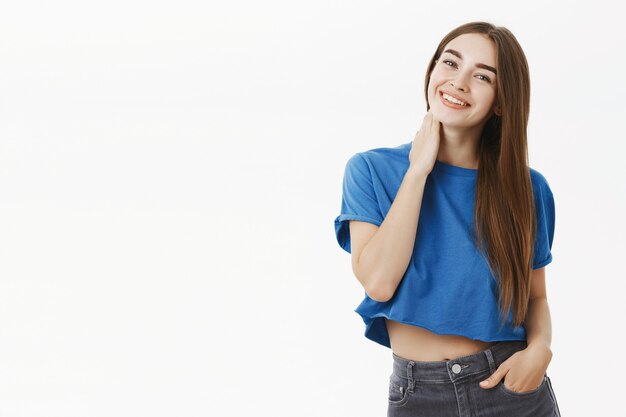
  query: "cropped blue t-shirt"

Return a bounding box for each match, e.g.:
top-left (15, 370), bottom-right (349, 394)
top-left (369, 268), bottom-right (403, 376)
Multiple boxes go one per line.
top-left (334, 140), bottom-right (555, 348)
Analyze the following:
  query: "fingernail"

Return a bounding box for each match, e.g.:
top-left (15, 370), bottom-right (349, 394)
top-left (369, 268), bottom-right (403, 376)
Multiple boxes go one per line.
top-left (480, 381), bottom-right (488, 386)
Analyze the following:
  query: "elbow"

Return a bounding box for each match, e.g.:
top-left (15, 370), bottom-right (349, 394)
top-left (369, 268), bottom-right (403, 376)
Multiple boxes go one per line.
top-left (367, 289), bottom-right (392, 303)
top-left (365, 281), bottom-right (393, 303)
top-left (353, 264), bottom-right (394, 302)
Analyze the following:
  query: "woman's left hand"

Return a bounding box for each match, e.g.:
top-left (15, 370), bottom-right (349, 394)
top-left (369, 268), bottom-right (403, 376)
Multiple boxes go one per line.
top-left (478, 344), bottom-right (553, 393)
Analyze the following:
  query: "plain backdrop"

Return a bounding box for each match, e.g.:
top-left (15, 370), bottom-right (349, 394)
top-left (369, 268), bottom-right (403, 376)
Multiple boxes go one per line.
top-left (1, 1), bottom-right (624, 416)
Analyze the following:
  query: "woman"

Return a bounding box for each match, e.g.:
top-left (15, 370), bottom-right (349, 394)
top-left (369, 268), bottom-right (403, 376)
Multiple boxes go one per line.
top-left (334, 21), bottom-right (562, 416)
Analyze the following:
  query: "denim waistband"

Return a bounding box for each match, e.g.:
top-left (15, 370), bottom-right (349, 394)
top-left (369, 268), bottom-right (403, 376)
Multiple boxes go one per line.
top-left (391, 340), bottom-right (528, 384)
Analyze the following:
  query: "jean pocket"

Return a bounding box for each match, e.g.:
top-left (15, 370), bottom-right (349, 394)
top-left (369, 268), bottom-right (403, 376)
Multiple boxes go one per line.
top-left (498, 374), bottom-right (547, 397)
top-left (388, 375), bottom-right (411, 407)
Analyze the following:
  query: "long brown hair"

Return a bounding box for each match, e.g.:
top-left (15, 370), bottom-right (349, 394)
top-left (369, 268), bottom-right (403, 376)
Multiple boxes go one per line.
top-left (425, 21), bottom-right (536, 331)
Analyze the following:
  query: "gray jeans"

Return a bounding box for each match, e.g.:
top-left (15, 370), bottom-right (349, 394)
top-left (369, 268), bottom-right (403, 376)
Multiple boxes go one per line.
top-left (387, 340), bottom-right (562, 417)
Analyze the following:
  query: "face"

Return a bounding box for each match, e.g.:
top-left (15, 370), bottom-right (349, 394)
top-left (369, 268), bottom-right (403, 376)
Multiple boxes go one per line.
top-left (427, 33), bottom-right (499, 128)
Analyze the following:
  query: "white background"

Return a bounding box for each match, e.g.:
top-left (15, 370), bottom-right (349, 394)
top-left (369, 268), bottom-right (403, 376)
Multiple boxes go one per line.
top-left (1, 1), bottom-right (624, 416)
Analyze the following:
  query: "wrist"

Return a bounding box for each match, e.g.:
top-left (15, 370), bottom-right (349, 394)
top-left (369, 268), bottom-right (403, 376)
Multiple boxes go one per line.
top-left (526, 342), bottom-right (552, 357)
top-left (405, 165), bottom-right (429, 183)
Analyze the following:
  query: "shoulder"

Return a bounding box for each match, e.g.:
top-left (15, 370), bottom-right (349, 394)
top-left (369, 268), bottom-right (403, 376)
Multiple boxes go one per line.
top-left (529, 166), bottom-right (555, 216)
top-left (529, 166), bottom-right (553, 196)
top-left (347, 140), bottom-right (412, 170)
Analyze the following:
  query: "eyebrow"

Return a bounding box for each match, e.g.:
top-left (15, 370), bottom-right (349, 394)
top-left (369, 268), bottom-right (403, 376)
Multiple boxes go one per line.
top-left (442, 49), bottom-right (497, 75)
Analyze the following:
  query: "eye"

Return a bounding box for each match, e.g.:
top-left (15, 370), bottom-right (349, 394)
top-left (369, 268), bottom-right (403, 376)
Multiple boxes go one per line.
top-left (442, 59), bottom-right (491, 83)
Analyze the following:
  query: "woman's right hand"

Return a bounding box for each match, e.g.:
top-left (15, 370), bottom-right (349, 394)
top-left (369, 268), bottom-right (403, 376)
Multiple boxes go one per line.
top-left (408, 110), bottom-right (441, 177)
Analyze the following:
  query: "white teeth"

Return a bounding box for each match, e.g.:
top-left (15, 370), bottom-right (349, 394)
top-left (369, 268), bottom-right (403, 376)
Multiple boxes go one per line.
top-left (443, 93), bottom-right (467, 106)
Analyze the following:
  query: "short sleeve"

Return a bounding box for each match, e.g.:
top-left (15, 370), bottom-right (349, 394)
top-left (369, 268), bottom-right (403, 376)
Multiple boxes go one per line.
top-left (532, 176), bottom-right (555, 269)
top-left (334, 153), bottom-right (384, 253)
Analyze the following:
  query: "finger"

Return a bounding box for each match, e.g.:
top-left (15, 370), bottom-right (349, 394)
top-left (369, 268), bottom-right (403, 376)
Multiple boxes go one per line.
top-left (480, 370), bottom-right (504, 389)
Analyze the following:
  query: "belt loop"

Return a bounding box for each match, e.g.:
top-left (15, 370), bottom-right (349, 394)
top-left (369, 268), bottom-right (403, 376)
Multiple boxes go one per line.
top-left (484, 348), bottom-right (496, 374)
top-left (406, 361), bottom-right (415, 393)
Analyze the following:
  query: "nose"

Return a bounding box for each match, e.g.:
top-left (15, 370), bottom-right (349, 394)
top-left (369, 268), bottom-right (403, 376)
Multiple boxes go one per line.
top-left (450, 73), bottom-right (470, 91)
top-left (450, 79), bottom-right (467, 92)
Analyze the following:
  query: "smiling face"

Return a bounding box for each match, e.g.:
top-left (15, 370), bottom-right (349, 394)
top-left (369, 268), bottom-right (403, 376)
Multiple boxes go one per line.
top-left (428, 32), bottom-right (499, 129)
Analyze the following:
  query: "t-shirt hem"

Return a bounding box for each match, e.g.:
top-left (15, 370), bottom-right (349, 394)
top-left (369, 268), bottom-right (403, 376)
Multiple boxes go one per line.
top-left (335, 214), bottom-right (383, 227)
top-left (335, 215), bottom-right (383, 253)
top-left (355, 311), bottom-right (527, 349)
top-left (532, 254), bottom-right (553, 270)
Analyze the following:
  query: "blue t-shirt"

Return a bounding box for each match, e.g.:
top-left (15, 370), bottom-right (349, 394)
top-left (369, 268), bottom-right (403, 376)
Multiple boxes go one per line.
top-left (334, 140), bottom-right (555, 348)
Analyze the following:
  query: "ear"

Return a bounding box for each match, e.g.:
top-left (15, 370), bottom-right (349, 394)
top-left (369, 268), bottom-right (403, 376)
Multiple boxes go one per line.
top-left (494, 105), bottom-right (502, 116)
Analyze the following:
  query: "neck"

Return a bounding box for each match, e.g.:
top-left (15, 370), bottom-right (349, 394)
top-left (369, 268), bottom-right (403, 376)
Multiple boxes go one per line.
top-left (436, 123), bottom-right (483, 169)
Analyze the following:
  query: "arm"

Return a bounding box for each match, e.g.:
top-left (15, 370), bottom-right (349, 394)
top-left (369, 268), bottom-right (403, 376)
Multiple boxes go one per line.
top-left (525, 266), bottom-right (553, 356)
top-left (479, 267), bottom-right (553, 390)
top-left (350, 167), bottom-right (428, 302)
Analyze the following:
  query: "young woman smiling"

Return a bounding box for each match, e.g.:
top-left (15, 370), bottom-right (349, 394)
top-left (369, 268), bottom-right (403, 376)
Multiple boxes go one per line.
top-left (334, 21), bottom-right (561, 416)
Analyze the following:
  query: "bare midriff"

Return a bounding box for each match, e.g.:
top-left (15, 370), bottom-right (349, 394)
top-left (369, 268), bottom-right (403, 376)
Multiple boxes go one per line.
top-left (385, 318), bottom-right (498, 362)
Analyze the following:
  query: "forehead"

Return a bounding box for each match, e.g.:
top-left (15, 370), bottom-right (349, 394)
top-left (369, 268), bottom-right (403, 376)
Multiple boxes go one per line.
top-left (443, 33), bottom-right (497, 67)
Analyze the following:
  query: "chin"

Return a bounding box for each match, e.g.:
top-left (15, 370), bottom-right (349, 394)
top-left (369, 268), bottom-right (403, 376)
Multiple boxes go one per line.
top-left (432, 102), bottom-right (485, 129)
top-left (431, 107), bottom-right (465, 127)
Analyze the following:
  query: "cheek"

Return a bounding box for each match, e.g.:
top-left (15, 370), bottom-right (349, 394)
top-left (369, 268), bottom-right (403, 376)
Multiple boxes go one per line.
top-left (430, 67), bottom-right (446, 82)
top-left (481, 91), bottom-right (497, 110)
top-left (427, 76), bottom-right (443, 97)
top-left (429, 72), bottom-right (449, 92)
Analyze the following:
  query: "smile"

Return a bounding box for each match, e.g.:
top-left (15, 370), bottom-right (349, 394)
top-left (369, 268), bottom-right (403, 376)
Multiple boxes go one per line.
top-left (439, 91), bottom-right (470, 109)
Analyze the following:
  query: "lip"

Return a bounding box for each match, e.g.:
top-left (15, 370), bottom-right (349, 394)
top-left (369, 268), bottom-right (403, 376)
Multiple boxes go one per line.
top-left (439, 90), bottom-right (470, 106)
